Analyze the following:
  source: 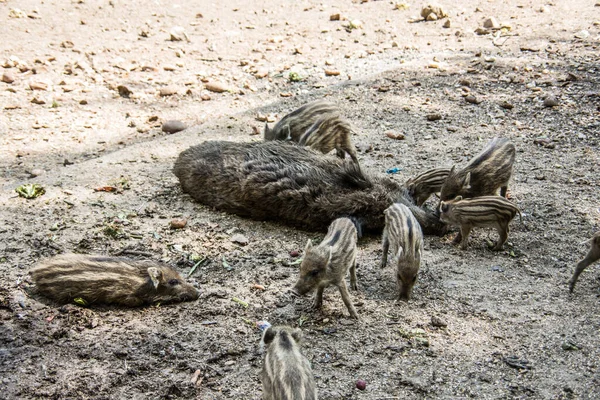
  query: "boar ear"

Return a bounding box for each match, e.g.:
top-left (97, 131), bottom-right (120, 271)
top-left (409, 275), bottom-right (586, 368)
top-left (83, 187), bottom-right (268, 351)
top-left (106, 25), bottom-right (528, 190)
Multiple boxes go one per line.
top-left (305, 239), bottom-right (313, 252)
top-left (263, 122), bottom-right (270, 133)
top-left (462, 172), bottom-right (471, 190)
top-left (449, 165), bottom-right (456, 174)
top-left (440, 202), bottom-right (449, 213)
top-left (291, 328), bottom-right (303, 343)
top-left (285, 125), bottom-right (292, 141)
top-left (147, 267), bottom-right (163, 289)
top-left (262, 326), bottom-right (276, 345)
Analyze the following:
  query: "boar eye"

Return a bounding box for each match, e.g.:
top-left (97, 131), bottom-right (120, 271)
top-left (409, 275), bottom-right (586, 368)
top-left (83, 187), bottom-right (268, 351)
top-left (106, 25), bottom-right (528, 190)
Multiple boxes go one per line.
top-left (168, 279), bottom-right (180, 286)
top-left (309, 270), bottom-right (320, 277)
top-left (412, 276), bottom-right (417, 283)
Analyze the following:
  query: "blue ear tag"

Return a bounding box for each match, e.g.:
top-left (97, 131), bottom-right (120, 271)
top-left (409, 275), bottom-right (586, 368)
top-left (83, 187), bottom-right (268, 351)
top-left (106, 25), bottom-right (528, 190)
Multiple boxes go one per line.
top-left (386, 167), bottom-right (401, 174)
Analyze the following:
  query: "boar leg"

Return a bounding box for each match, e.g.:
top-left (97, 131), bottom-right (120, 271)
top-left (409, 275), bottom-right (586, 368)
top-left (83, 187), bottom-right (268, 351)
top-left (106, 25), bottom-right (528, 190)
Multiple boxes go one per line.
top-left (344, 146), bottom-right (360, 164)
top-left (313, 286), bottom-right (325, 309)
top-left (452, 231), bottom-right (463, 245)
top-left (336, 149), bottom-right (346, 159)
top-left (459, 226), bottom-right (472, 250)
top-left (493, 222), bottom-right (509, 251)
top-left (500, 185), bottom-right (508, 198)
top-left (569, 247), bottom-right (600, 292)
top-left (350, 259), bottom-right (358, 291)
top-left (381, 233), bottom-right (390, 268)
top-left (337, 281), bottom-right (359, 319)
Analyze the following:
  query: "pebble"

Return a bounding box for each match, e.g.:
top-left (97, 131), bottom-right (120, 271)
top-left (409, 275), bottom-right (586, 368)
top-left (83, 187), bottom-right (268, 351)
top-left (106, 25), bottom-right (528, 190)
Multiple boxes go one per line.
top-left (426, 113), bottom-right (442, 121)
top-left (169, 26), bottom-right (188, 41)
top-left (170, 218), bottom-right (187, 229)
top-left (499, 101), bottom-right (514, 110)
top-left (231, 233), bottom-right (249, 246)
top-left (31, 97), bottom-right (46, 105)
top-left (289, 250), bottom-right (300, 257)
top-left (28, 169), bottom-right (45, 178)
top-left (2, 71), bottom-right (15, 83)
top-left (421, 5), bottom-right (447, 20)
top-left (117, 85), bottom-right (132, 98)
top-left (385, 131), bottom-right (405, 140)
top-left (29, 81), bottom-right (48, 91)
top-left (205, 82), bottom-right (229, 93)
top-left (330, 13), bottom-right (341, 21)
top-left (543, 97), bottom-right (559, 107)
top-left (574, 30), bottom-right (590, 39)
top-left (200, 93), bottom-right (211, 101)
top-left (483, 17), bottom-right (500, 29)
top-left (162, 120), bottom-right (186, 134)
top-left (431, 316), bottom-right (448, 327)
top-left (443, 19), bottom-right (451, 28)
top-left (163, 65), bottom-right (176, 71)
top-left (159, 86), bottom-right (178, 96)
top-left (465, 95), bottom-right (481, 104)
top-left (356, 380), bottom-right (367, 390)
top-left (474, 27), bottom-right (489, 35)
top-left (325, 69), bottom-right (340, 76)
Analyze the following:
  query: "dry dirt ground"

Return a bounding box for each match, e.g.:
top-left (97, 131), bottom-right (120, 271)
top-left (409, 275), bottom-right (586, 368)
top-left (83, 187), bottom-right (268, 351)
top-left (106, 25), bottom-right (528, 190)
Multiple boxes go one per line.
top-left (1, 0), bottom-right (600, 399)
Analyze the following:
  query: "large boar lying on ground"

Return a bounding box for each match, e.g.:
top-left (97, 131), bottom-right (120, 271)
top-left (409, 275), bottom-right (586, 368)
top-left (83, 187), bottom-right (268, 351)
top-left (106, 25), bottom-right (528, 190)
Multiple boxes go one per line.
top-left (173, 141), bottom-right (446, 235)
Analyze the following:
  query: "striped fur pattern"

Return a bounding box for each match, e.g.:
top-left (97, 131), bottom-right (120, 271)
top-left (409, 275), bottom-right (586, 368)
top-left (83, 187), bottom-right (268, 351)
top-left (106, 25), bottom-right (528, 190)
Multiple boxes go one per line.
top-left (263, 99), bottom-right (340, 141)
top-left (439, 196), bottom-right (522, 251)
top-left (405, 167), bottom-right (451, 206)
top-left (292, 218), bottom-right (359, 319)
top-left (440, 137), bottom-right (516, 201)
top-left (30, 254), bottom-right (200, 306)
top-left (298, 115), bottom-right (359, 163)
top-left (569, 232), bottom-right (600, 293)
top-left (261, 326), bottom-right (318, 400)
top-left (381, 203), bottom-right (424, 300)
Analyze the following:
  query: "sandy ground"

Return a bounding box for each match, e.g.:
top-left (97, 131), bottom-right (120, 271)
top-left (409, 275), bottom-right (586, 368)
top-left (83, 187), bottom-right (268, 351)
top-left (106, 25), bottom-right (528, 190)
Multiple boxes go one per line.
top-left (1, 0), bottom-right (600, 399)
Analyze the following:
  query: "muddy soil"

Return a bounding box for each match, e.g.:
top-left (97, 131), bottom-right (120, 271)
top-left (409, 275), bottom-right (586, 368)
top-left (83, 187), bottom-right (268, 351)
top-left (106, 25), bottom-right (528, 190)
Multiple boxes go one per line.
top-left (1, 0), bottom-right (599, 399)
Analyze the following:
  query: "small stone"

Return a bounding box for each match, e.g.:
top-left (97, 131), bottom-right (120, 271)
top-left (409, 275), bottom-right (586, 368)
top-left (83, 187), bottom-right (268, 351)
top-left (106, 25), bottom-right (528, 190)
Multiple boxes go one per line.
top-left (163, 65), bottom-right (176, 71)
top-left (170, 218), bottom-right (187, 229)
top-left (499, 101), bottom-right (514, 110)
top-left (426, 113), bottom-right (442, 121)
top-left (443, 19), bottom-right (451, 28)
top-left (356, 380), bottom-right (367, 390)
top-left (117, 85), bottom-right (132, 98)
top-left (574, 30), bottom-right (590, 39)
top-left (426, 12), bottom-right (438, 21)
top-left (231, 234), bottom-right (249, 246)
top-left (431, 316), bottom-right (447, 327)
top-left (79, 99), bottom-right (88, 105)
top-left (28, 169), bottom-right (45, 178)
top-left (159, 86), bottom-right (178, 96)
top-left (330, 13), bottom-right (340, 21)
top-left (254, 68), bottom-right (269, 79)
top-left (2, 71), bottom-right (15, 84)
top-left (169, 26), bottom-right (188, 41)
top-left (162, 120), bottom-right (186, 133)
top-left (543, 97), bottom-right (559, 107)
top-left (459, 79), bottom-right (471, 86)
top-left (535, 175), bottom-right (546, 181)
top-left (61, 40), bottom-right (74, 49)
top-left (324, 69), bottom-right (340, 76)
top-left (290, 250), bottom-right (300, 257)
top-left (421, 4), bottom-right (447, 20)
top-left (200, 94), bottom-right (211, 101)
top-left (385, 131), bottom-right (405, 140)
top-left (205, 82), bottom-right (229, 93)
top-left (29, 81), bottom-right (48, 91)
top-left (475, 27), bottom-right (490, 35)
top-left (483, 17), bottom-right (500, 29)
top-left (31, 97), bottom-right (46, 105)
top-left (280, 92), bottom-right (293, 97)
top-left (465, 95), bottom-right (481, 104)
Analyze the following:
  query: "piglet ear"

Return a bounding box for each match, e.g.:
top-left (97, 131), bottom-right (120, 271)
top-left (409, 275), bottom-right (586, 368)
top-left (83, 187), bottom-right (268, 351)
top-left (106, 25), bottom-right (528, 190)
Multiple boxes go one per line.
top-left (147, 267), bottom-right (163, 289)
top-left (262, 326), bottom-right (276, 345)
top-left (291, 328), bottom-right (303, 343)
top-left (449, 165), bottom-right (456, 174)
top-left (305, 239), bottom-right (313, 251)
top-left (454, 195), bottom-right (463, 201)
top-left (462, 172), bottom-right (471, 190)
top-left (285, 125), bottom-right (292, 140)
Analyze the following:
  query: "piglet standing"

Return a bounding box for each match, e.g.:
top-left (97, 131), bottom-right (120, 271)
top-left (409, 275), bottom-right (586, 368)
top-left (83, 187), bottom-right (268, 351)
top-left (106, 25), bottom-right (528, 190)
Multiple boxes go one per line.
top-left (381, 203), bottom-right (424, 300)
top-left (439, 195), bottom-right (521, 251)
top-left (292, 218), bottom-right (359, 319)
top-left (569, 232), bottom-right (600, 293)
top-left (30, 254), bottom-right (200, 306)
top-left (261, 325), bottom-right (318, 400)
top-left (405, 167), bottom-right (450, 206)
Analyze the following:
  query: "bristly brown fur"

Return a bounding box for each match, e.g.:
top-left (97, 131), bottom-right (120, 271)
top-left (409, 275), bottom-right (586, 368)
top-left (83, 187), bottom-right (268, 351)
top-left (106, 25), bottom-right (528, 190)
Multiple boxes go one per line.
top-left (569, 232), bottom-right (600, 293)
top-left (263, 99), bottom-right (340, 142)
top-left (261, 326), bottom-right (318, 400)
top-left (30, 254), bottom-right (199, 306)
top-left (173, 140), bottom-right (447, 236)
top-left (440, 137), bottom-right (515, 201)
top-left (405, 167), bottom-right (451, 206)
